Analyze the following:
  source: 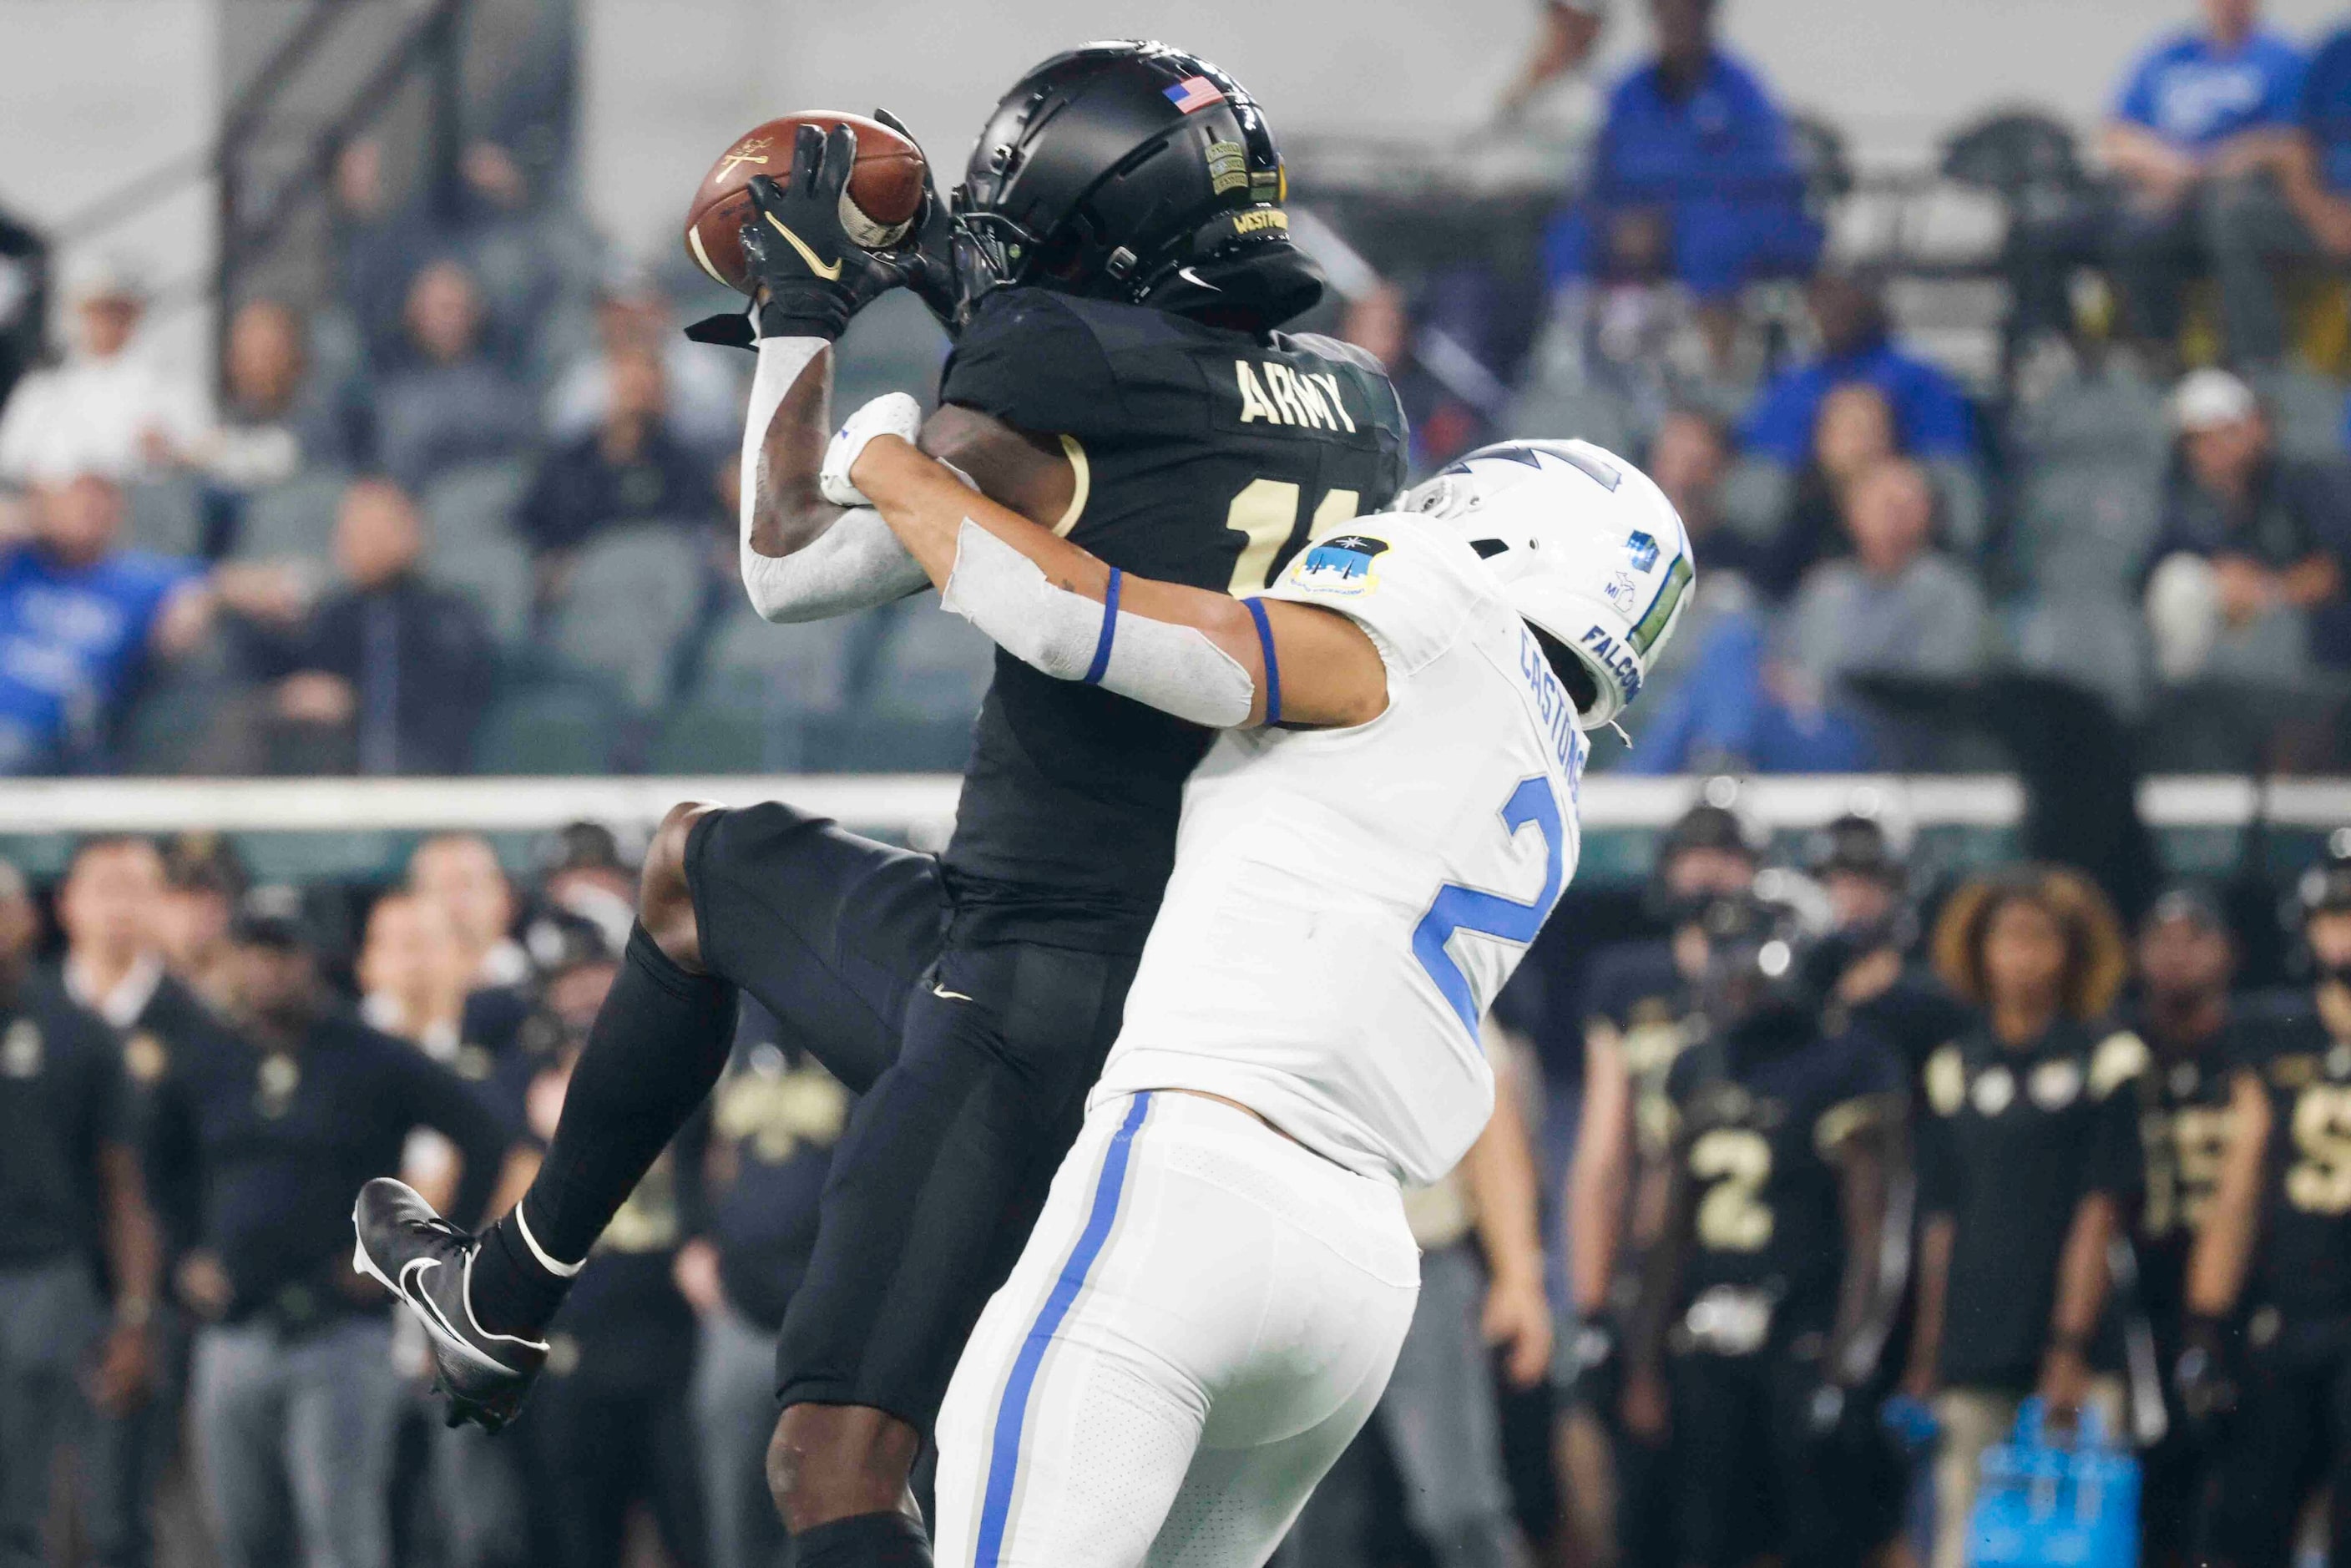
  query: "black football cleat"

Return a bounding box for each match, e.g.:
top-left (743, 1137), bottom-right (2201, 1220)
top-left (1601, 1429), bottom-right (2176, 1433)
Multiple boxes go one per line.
top-left (351, 1177), bottom-right (546, 1432)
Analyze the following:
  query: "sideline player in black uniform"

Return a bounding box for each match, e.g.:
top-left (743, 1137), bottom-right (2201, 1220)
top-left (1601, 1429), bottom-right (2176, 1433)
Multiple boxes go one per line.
top-left (1560, 802), bottom-right (1757, 1568)
top-left (2126, 886), bottom-right (2237, 1568)
top-left (356, 41), bottom-right (1407, 1568)
top-left (2185, 867), bottom-right (2351, 1568)
top-left (1622, 882), bottom-right (1906, 1568)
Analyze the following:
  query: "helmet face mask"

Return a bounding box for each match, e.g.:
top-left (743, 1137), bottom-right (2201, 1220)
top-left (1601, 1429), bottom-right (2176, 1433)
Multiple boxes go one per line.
top-left (1699, 872), bottom-right (1838, 1037)
top-left (1408, 439), bottom-right (1696, 730)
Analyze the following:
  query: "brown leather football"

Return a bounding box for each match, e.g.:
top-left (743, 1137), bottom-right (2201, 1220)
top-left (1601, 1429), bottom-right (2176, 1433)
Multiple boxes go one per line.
top-left (682, 112), bottom-right (926, 296)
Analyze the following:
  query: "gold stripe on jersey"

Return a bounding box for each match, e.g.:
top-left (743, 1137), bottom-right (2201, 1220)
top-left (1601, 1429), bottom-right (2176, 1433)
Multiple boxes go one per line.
top-left (1054, 435), bottom-right (1090, 536)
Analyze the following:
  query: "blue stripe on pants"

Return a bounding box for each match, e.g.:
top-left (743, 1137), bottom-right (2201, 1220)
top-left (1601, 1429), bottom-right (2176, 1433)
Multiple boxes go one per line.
top-left (973, 1091), bottom-right (1154, 1568)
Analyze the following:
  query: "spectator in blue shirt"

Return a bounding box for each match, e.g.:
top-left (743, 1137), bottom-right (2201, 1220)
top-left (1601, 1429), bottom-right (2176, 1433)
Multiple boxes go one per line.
top-left (2101, 0), bottom-right (2310, 361)
top-left (1540, 0), bottom-right (1820, 367)
top-left (0, 475), bottom-right (306, 773)
top-left (2237, 26), bottom-right (2351, 281)
top-left (0, 476), bottom-right (202, 772)
top-left (1742, 271), bottom-right (1975, 468)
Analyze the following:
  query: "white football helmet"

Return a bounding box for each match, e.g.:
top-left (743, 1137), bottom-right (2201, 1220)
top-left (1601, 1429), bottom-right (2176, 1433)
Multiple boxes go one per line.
top-left (1405, 438), bottom-right (1695, 730)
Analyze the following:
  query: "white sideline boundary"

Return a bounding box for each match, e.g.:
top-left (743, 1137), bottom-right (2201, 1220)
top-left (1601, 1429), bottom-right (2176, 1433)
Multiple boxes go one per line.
top-left (0, 774), bottom-right (2343, 836)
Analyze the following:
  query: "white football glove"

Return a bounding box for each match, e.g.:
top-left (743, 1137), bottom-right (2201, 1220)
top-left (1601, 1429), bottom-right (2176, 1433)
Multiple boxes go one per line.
top-left (819, 392), bottom-right (925, 508)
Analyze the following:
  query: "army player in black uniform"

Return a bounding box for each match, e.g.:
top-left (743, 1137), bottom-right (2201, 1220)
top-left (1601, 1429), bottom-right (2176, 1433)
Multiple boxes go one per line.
top-left (2127, 886), bottom-right (2238, 1568)
top-left (1561, 802), bottom-right (1757, 1568)
top-left (2185, 866), bottom-right (2351, 1568)
top-left (1622, 883), bottom-right (1906, 1568)
top-left (356, 41), bottom-right (1406, 1568)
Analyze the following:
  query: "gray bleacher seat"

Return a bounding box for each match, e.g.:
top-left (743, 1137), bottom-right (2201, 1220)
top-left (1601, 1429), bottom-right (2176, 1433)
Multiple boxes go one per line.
top-left (124, 475), bottom-right (204, 558)
top-left (2010, 594), bottom-right (2152, 718)
top-left (422, 459), bottom-right (533, 542)
top-left (1926, 457), bottom-right (1988, 555)
top-left (1502, 380), bottom-right (1636, 463)
top-left (2008, 361), bottom-right (2168, 468)
top-left (2246, 364), bottom-right (2346, 463)
top-left (863, 596), bottom-right (993, 723)
top-left (544, 524), bottom-right (706, 711)
top-left (471, 674), bottom-right (622, 774)
top-left (646, 702), bottom-right (767, 773)
top-left (1717, 455), bottom-right (1794, 541)
top-left (236, 468), bottom-right (351, 560)
top-left (2010, 458), bottom-right (2164, 599)
top-left (811, 595), bottom-right (993, 771)
top-left (116, 638), bottom-right (255, 774)
top-left (434, 532), bottom-right (536, 645)
top-left (2007, 365), bottom-right (2170, 599)
top-left (650, 601), bottom-right (862, 771)
top-left (700, 599), bottom-right (859, 714)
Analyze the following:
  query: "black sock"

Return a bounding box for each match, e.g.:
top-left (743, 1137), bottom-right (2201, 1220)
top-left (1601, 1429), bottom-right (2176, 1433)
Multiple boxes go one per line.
top-left (791, 1512), bottom-right (932, 1568)
top-left (468, 923), bottom-right (735, 1338)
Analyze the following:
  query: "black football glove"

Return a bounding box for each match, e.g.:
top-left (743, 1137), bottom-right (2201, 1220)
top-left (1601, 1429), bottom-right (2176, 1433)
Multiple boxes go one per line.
top-left (741, 123), bottom-right (914, 341)
top-left (870, 107), bottom-right (962, 334)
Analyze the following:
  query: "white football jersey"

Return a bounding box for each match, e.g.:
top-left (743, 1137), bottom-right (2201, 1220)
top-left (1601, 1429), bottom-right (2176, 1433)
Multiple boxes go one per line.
top-left (1093, 513), bottom-right (1588, 1186)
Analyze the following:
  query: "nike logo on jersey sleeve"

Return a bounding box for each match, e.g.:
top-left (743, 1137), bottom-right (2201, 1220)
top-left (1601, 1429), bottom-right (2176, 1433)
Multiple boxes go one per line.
top-left (1233, 361), bottom-right (1358, 432)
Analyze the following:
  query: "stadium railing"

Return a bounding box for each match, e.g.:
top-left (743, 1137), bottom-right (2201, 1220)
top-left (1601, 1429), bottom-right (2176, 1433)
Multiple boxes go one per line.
top-left (0, 771), bottom-right (2335, 837)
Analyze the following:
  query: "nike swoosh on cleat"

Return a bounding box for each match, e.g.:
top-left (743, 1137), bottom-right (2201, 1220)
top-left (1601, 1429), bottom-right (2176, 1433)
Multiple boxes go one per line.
top-left (933, 982), bottom-right (973, 1002)
top-left (409, 1271), bottom-right (514, 1375)
top-left (1177, 266), bottom-right (1221, 293)
top-left (766, 214), bottom-right (844, 281)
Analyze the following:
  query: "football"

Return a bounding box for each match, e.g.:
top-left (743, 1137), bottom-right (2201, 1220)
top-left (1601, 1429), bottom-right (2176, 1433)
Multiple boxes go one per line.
top-left (682, 112), bottom-right (927, 296)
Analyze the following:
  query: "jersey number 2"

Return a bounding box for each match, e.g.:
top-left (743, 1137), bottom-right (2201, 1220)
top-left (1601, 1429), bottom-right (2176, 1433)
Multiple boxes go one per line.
top-left (1412, 776), bottom-right (1566, 1041)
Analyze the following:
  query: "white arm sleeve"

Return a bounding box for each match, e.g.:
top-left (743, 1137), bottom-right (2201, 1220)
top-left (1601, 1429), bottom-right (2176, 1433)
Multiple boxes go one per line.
top-left (940, 521), bottom-right (1255, 728)
top-left (737, 336), bottom-right (928, 623)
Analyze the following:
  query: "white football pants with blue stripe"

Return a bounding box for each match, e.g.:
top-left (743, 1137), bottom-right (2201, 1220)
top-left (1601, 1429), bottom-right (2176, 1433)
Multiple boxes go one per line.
top-left (934, 1090), bottom-right (1422, 1568)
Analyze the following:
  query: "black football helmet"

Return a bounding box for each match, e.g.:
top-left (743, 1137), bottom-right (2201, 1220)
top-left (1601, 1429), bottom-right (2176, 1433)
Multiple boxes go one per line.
top-left (949, 41), bottom-right (1323, 330)
top-left (1699, 870), bottom-right (1838, 1036)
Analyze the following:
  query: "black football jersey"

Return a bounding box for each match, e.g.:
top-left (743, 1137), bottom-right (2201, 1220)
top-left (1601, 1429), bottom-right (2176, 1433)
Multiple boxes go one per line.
top-left (1664, 1024), bottom-right (1903, 1335)
top-left (933, 287), bottom-right (1409, 951)
top-left (2231, 996), bottom-right (2351, 1322)
top-left (1582, 937), bottom-right (1706, 1168)
top-left (2130, 1013), bottom-right (2237, 1324)
top-left (1919, 1022), bottom-right (2148, 1388)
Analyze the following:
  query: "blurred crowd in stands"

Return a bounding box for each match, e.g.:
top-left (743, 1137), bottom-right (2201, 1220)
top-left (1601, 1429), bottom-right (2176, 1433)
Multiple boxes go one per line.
top-left (12, 0), bottom-right (2351, 776)
top-left (11, 797), bottom-right (2351, 1568)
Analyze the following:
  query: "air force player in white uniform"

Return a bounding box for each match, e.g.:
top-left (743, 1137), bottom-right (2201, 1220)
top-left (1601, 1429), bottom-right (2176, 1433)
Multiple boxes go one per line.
top-left (821, 402), bottom-right (1693, 1568)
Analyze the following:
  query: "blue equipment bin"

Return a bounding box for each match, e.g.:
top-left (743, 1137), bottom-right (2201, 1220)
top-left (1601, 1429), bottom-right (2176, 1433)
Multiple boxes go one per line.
top-left (1968, 1399), bottom-right (2140, 1568)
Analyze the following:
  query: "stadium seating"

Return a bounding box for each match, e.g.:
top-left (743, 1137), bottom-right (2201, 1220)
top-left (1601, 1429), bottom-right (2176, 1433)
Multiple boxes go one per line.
top-left (2247, 362), bottom-right (2350, 463)
top-left (236, 468), bottom-right (351, 561)
top-left (422, 459), bottom-right (533, 549)
top-left (822, 595), bottom-right (993, 771)
top-left (124, 474), bottom-right (206, 558)
top-left (434, 529), bottom-right (537, 645)
top-left (543, 524), bottom-right (707, 711)
top-left (650, 602), bottom-right (862, 771)
top-left (470, 668), bottom-right (624, 775)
